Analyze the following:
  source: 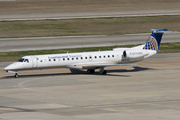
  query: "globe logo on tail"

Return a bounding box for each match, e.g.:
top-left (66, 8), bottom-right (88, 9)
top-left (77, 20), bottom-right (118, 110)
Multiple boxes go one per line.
top-left (143, 36), bottom-right (158, 51)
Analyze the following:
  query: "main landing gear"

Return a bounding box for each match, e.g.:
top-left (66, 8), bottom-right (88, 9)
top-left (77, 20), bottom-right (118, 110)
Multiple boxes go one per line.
top-left (87, 68), bottom-right (107, 75)
top-left (87, 69), bottom-right (95, 74)
top-left (14, 73), bottom-right (19, 78)
top-left (99, 68), bottom-right (107, 75)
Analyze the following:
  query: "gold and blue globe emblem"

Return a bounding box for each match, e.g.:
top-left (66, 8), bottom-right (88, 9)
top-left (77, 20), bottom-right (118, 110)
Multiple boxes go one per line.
top-left (143, 36), bottom-right (158, 51)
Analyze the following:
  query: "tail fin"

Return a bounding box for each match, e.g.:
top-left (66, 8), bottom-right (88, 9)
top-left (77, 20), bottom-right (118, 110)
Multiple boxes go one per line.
top-left (143, 29), bottom-right (172, 52)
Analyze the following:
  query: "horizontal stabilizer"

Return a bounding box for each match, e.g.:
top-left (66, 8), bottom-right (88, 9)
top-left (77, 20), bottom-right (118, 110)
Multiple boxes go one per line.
top-left (150, 29), bottom-right (173, 33)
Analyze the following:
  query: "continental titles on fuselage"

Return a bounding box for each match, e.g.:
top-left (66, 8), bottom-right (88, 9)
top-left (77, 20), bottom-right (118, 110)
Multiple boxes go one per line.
top-left (48, 55), bottom-right (82, 59)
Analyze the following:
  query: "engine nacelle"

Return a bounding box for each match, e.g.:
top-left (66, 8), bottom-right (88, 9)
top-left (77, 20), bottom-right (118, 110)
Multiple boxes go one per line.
top-left (123, 50), bottom-right (149, 59)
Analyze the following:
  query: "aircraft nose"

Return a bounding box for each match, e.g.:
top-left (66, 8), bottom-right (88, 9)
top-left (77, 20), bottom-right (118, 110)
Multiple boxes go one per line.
top-left (4, 62), bottom-right (24, 71)
top-left (4, 64), bottom-right (13, 71)
top-left (4, 66), bottom-right (8, 71)
top-left (4, 63), bottom-right (17, 71)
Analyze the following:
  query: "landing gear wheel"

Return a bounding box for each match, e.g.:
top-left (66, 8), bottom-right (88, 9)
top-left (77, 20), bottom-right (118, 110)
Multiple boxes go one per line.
top-left (99, 68), bottom-right (107, 75)
top-left (102, 70), bottom-right (107, 75)
top-left (15, 73), bottom-right (19, 78)
top-left (87, 69), bottom-right (95, 73)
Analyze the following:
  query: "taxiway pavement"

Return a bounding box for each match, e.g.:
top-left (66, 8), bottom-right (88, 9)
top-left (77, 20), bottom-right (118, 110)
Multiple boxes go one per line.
top-left (0, 32), bottom-right (180, 52)
top-left (0, 53), bottom-right (180, 119)
top-left (1, 9), bottom-right (180, 21)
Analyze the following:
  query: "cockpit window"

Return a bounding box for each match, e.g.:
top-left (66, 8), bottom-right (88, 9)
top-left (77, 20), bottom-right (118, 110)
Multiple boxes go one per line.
top-left (24, 59), bottom-right (29, 63)
top-left (17, 58), bottom-right (25, 62)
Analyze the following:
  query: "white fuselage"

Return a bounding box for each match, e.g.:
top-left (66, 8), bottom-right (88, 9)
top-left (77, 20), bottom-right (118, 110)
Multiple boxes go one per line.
top-left (4, 49), bottom-right (156, 72)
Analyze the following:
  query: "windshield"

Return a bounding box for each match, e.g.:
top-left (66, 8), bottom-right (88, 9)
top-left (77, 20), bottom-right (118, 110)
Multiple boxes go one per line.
top-left (17, 58), bottom-right (25, 62)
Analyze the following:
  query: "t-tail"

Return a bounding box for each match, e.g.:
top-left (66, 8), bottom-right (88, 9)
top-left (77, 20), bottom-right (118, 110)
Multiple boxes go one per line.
top-left (143, 29), bottom-right (172, 52)
top-left (123, 29), bottom-right (173, 60)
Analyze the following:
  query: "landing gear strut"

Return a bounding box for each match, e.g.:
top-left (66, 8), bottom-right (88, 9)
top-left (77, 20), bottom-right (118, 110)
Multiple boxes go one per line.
top-left (87, 69), bottom-right (95, 73)
top-left (15, 73), bottom-right (19, 78)
top-left (99, 68), bottom-right (107, 75)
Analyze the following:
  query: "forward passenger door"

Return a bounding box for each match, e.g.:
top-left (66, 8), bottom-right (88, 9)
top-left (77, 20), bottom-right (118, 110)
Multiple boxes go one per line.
top-left (32, 56), bottom-right (37, 68)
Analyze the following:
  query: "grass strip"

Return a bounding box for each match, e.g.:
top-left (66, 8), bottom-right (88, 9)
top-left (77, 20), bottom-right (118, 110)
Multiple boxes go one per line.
top-left (0, 15), bottom-right (180, 38)
top-left (0, 42), bottom-right (180, 62)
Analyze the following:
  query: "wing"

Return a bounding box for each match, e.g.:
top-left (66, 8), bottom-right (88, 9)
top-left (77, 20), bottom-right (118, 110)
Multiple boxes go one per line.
top-left (82, 64), bottom-right (135, 69)
top-left (67, 63), bottom-right (135, 69)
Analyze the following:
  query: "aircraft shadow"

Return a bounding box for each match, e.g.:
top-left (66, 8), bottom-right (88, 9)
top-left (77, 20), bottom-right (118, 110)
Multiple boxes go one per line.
top-left (1, 66), bottom-right (154, 79)
top-left (1, 73), bottom-right (74, 79)
top-left (0, 105), bottom-right (34, 112)
top-left (107, 66), bottom-right (154, 73)
top-left (92, 66), bottom-right (155, 77)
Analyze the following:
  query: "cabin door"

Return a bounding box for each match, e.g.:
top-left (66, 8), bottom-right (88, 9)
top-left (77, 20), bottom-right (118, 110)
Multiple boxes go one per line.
top-left (32, 56), bottom-right (37, 68)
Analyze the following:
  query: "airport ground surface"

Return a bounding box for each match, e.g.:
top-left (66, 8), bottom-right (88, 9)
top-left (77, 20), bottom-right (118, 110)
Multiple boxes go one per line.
top-left (0, 53), bottom-right (180, 119)
top-left (0, 0), bottom-right (180, 119)
top-left (1, 32), bottom-right (180, 52)
top-left (0, 0), bottom-right (180, 15)
top-left (1, 9), bottom-right (180, 21)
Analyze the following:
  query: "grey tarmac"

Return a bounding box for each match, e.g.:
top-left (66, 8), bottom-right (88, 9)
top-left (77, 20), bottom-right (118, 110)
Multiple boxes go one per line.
top-left (0, 53), bottom-right (180, 119)
top-left (0, 9), bottom-right (180, 21)
top-left (0, 32), bottom-right (180, 52)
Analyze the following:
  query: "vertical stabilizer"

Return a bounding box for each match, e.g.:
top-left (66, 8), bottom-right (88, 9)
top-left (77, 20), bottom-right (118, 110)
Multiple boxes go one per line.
top-left (143, 29), bottom-right (172, 52)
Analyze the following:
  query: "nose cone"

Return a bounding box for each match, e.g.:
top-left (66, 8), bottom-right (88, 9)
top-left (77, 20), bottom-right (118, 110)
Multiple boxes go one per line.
top-left (4, 66), bottom-right (9, 71)
top-left (4, 62), bottom-right (23, 71)
top-left (4, 64), bottom-right (14, 71)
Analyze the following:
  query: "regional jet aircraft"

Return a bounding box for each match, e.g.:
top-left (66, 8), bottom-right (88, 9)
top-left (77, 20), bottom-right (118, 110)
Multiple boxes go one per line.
top-left (4, 29), bottom-right (172, 78)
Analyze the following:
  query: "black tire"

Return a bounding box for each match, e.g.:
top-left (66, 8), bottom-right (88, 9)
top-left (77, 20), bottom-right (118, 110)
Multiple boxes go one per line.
top-left (15, 73), bottom-right (19, 78)
top-left (102, 70), bottom-right (107, 75)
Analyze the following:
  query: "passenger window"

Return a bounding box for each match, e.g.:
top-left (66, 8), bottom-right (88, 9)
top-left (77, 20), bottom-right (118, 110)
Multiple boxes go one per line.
top-left (95, 56), bottom-right (97, 59)
top-left (67, 58), bottom-right (69, 60)
top-left (112, 55), bottom-right (114, 57)
top-left (76, 57), bottom-right (78, 60)
top-left (49, 59), bottom-right (51, 61)
top-left (81, 57), bottom-right (83, 60)
top-left (104, 55), bottom-right (106, 58)
top-left (85, 57), bottom-right (87, 59)
top-left (108, 55), bottom-right (110, 58)
top-left (54, 59), bottom-right (56, 61)
top-left (63, 58), bottom-right (65, 61)
top-left (72, 58), bottom-right (74, 60)
top-left (99, 56), bottom-right (101, 58)
top-left (89, 56), bottom-right (92, 59)
top-left (40, 60), bottom-right (43, 62)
